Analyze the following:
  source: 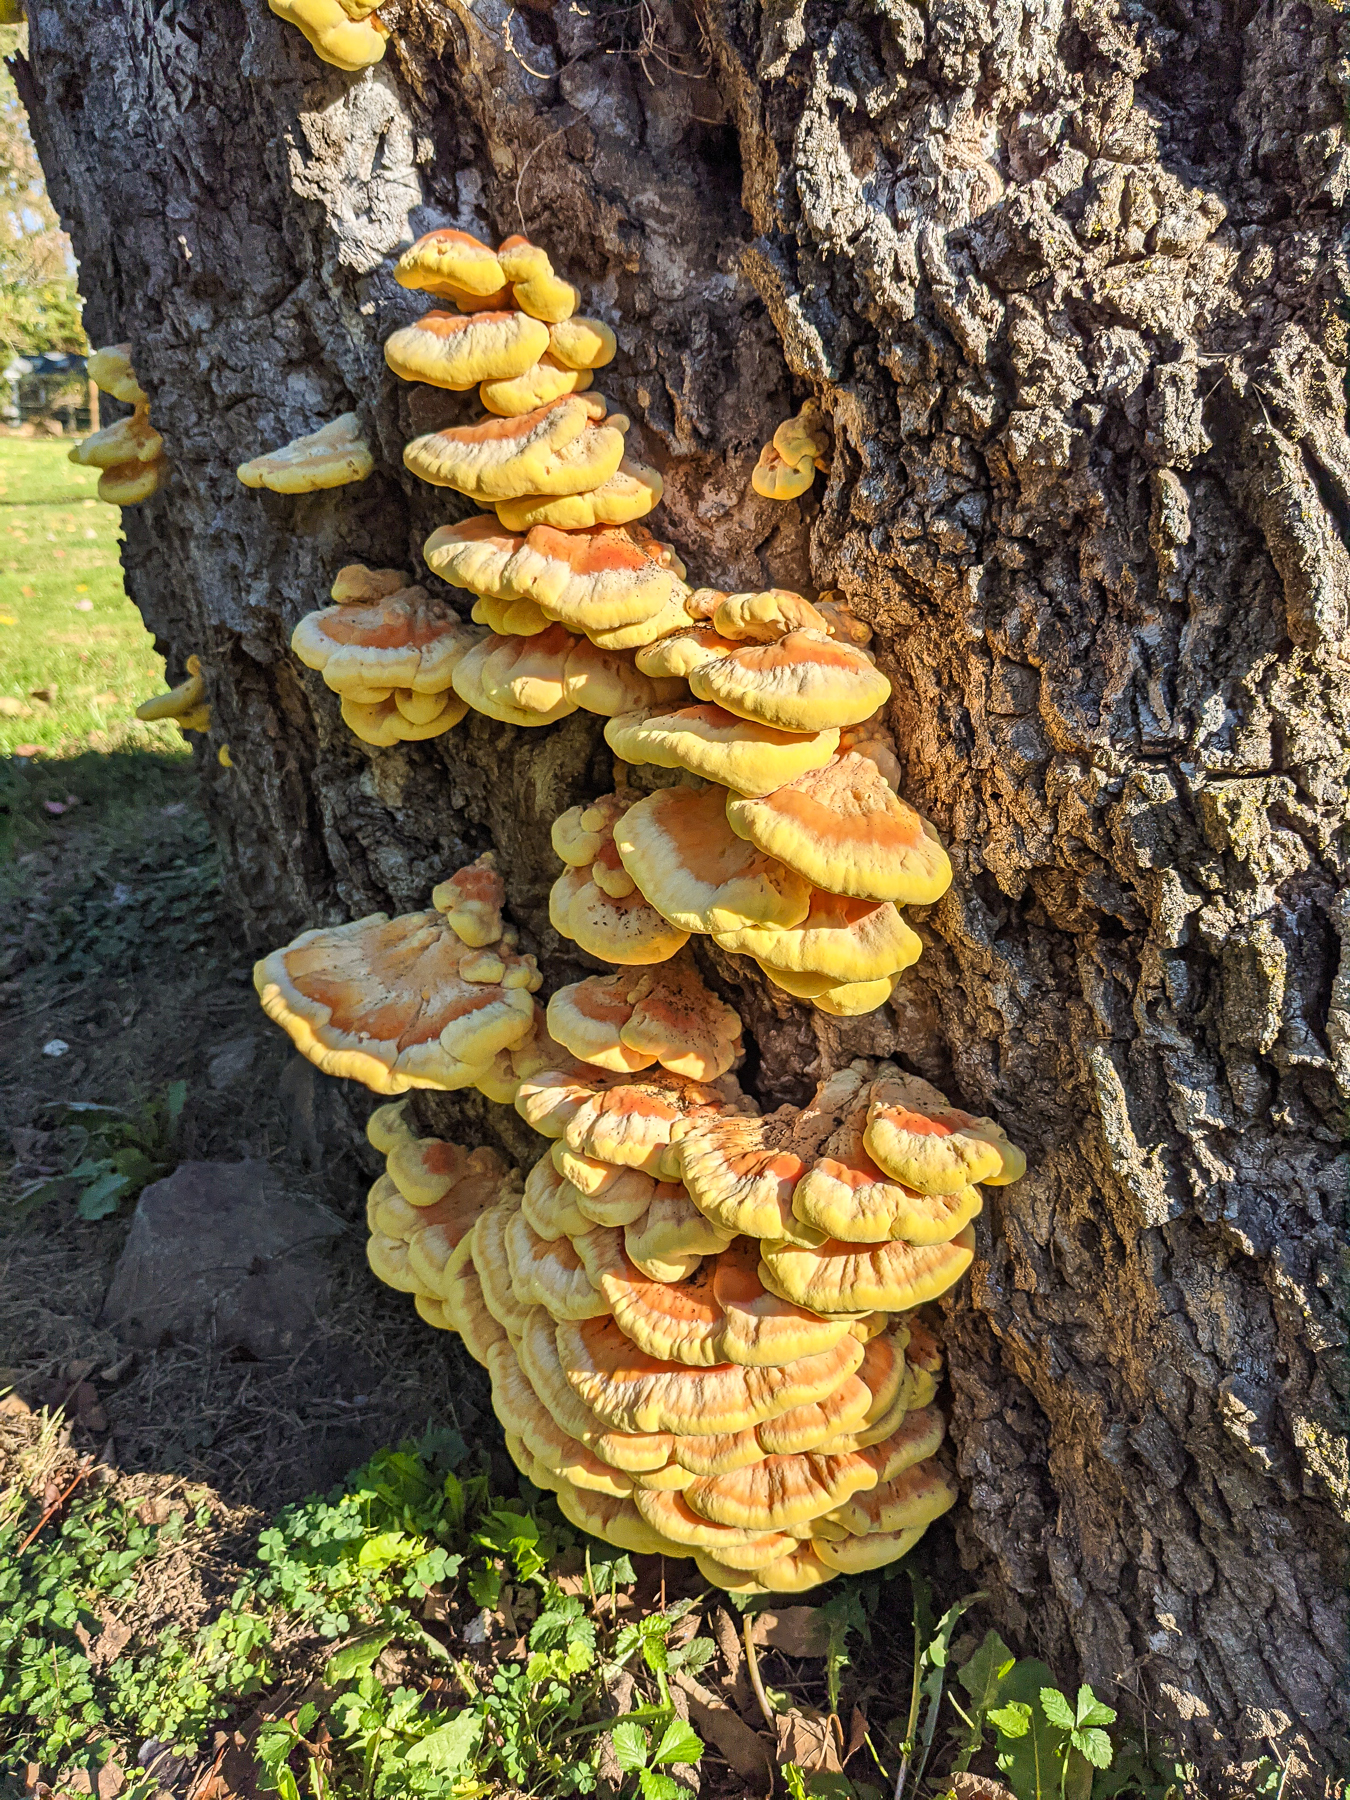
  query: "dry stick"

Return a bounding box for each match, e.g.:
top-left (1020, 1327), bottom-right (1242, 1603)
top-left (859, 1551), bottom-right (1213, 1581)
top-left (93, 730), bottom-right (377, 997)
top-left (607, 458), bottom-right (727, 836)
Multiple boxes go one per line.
top-left (742, 1613), bottom-right (777, 1736)
top-left (18, 1453), bottom-right (95, 1555)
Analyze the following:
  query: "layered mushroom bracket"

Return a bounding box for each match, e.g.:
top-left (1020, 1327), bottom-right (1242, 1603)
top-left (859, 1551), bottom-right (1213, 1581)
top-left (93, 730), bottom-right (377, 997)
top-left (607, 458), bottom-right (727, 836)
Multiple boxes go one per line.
top-left (252, 853), bottom-right (550, 1099)
top-left (267, 0), bottom-right (389, 70)
top-left (291, 563), bottom-right (482, 746)
top-left (246, 230), bottom-right (1029, 1593)
top-left (136, 653), bottom-right (209, 737)
top-left (69, 342), bottom-right (168, 506)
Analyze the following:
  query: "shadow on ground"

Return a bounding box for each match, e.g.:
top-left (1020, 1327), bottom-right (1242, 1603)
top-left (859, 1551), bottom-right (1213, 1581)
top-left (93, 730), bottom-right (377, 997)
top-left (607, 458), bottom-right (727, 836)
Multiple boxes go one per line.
top-left (0, 746), bottom-right (489, 1512)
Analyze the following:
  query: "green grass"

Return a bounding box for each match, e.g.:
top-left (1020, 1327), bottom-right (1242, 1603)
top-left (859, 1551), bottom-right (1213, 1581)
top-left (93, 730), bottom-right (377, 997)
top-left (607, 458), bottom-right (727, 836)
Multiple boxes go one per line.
top-left (0, 437), bottom-right (186, 759)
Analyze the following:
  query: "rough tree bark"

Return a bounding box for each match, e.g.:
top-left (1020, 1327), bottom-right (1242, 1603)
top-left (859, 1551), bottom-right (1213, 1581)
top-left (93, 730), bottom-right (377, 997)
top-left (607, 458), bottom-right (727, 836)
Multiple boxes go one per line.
top-left (14, 0), bottom-right (1348, 1787)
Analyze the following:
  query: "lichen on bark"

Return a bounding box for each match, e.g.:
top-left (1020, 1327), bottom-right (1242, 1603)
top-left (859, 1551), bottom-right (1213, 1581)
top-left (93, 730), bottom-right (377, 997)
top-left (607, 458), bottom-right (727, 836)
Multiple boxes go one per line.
top-left (15, 0), bottom-right (1348, 1784)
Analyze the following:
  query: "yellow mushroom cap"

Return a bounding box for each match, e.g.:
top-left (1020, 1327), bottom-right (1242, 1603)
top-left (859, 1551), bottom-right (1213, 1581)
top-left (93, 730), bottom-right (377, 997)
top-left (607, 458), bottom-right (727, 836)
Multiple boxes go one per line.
top-left (616, 784), bottom-right (813, 937)
top-left (553, 1486), bottom-right (691, 1558)
top-left (494, 455), bottom-right (663, 534)
top-left (430, 852), bottom-right (507, 948)
top-left (521, 1063), bottom-right (733, 1176)
top-left (495, 234), bottom-right (580, 323)
top-left (680, 1446), bottom-right (880, 1534)
top-left (511, 523), bottom-right (691, 632)
top-left (712, 591), bottom-right (831, 642)
top-left (268, 0), bottom-right (388, 68)
top-left (551, 865), bottom-right (691, 966)
top-left (70, 406), bottom-right (163, 472)
top-left (751, 443), bottom-right (815, 501)
top-left (237, 412), bottom-right (373, 493)
top-left (758, 965), bottom-right (902, 1019)
top-left (547, 962), bottom-right (742, 1082)
top-left (291, 580), bottom-right (481, 697)
top-left (690, 631), bottom-right (891, 734)
top-left (404, 394), bottom-right (624, 501)
top-left (694, 1543), bottom-right (835, 1594)
top-left (549, 316), bottom-right (618, 371)
top-left (366, 1098), bottom-right (411, 1156)
top-left (624, 1183), bottom-right (734, 1282)
top-left (522, 1154), bottom-right (594, 1240)
top-left (759, 1222), bottom-right (977, 1315)
top-left (606, 703), bottom-right (840, 799)
top-left (713, 890), bottom-right (921, 985)
top-left (864, 1071), bottom-right (1027, 1193)
top-left (95, 457), bottom-right (169, 506)
top-left (440, 1234), bottom-right (509, 1364)
top-left (386, 1124), bottom-right (508, 1210)
top-left (471, 1201), bottom-right (535, 1338)
top-left (773, 407), bottom-right (830, 469)
top-left (486, 1339), bottom-right (633, 1497)
top-left (394, 228), bottom-right (508, 300)
top-left (551, 1142), bottom-right (657, 1226)
top-left (725, 754), bottom-right (952, 906)
top-left (791, 1110), bottom-right (983, 1244)
top-left (558, 1314), bottom-right (865, 1437)
top-left (338, 690), bottom-right (467, 746)
top-left (597, 1236), bottom-right (858, 1371)
top-left (504, 1204), bottom-right (611, 1320)
top-left (86, 343), bottom-right (147, 406)
top-left (674, 1065), bottom-right (869, 1238)
top-left (634, 625), bottom-right (738, 682)
top-left (384, 310), bottom-right (551, 390)
top-left (480, 354), bottom-right (594, 417)
top-left (253, 909), bottom-right (540, 1096)
top-left (631, 1487), bottom-right (790, 1552)
top-left (824, 1457), bottom-right (958, 1538)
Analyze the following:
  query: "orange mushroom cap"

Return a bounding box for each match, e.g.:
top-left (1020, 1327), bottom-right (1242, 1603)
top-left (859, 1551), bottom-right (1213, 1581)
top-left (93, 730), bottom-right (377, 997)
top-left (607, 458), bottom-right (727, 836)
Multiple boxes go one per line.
top-left (615, 784), bottom-right (813, 936)
top-left (546, 962), bottom-right (743, 1082)
top-left (254, 909), bottom-right (540, 1096)
top-left (759, 1223), bottom-right (977, 1315)
top-left (606, 702), bottom-right (840, 799)
top-left (863, 1071), bottom-right (1027, 1193)
top-left (291, 578), bottom-right (481, 698)
top-left (725, 754), bottom-right (953, 906)
top-left (384, 310), bottom-right (551, 390)
top-left (404, 394), bottom-right (625, 501)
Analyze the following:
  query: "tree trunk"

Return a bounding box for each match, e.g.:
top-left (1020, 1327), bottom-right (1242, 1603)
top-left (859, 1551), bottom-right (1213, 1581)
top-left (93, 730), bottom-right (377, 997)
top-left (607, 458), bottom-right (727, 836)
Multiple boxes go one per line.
top-left (15, 0), bottom-right (1348, 1786)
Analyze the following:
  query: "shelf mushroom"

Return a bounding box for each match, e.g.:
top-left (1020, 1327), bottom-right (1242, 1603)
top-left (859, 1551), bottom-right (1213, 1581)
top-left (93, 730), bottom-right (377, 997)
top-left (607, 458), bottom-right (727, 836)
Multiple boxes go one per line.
top-left (268, 0), bottom-right (389, 69)
top-left (237, 412), bottom-right (373, 493)
top-left (291, 563), bottom-right (482, 746)
top-left (751, 403), bottom-right (831, 502)
top-left (136, 654), bottom-right (209, 736)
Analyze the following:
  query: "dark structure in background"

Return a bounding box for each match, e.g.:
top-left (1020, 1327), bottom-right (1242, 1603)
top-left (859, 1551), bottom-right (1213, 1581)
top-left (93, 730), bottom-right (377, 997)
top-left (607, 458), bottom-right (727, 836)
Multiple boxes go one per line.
top-left (13, 0), bottom-right (1348, 1788)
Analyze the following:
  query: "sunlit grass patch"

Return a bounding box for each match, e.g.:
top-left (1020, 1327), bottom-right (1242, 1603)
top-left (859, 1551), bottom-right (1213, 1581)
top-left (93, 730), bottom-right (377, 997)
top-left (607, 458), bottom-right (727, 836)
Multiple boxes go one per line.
top-left (0, 438), bottom-right (185, 759)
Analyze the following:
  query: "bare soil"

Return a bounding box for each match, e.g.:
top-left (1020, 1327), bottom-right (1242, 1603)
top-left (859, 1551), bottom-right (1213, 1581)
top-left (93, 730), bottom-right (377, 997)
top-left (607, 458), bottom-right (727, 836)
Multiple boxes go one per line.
top-left (0, 748), bottom-right (488, 1513)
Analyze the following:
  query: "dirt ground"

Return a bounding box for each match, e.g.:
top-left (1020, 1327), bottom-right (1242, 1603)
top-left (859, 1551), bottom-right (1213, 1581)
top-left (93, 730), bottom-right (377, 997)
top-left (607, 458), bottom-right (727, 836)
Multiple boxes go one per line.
top-left (0, 745), bottom-right (490, 1514)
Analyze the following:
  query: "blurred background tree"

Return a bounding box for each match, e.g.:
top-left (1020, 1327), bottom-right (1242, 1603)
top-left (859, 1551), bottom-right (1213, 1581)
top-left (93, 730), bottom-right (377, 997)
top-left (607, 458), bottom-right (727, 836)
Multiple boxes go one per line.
top-left (0, 25), bottom-right (83, 358)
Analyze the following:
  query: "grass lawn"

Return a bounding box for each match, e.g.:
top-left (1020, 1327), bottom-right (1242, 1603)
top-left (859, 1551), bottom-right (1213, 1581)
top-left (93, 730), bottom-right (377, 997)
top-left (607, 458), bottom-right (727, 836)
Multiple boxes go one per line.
top-left (0, 436), bottom-right (185, 760)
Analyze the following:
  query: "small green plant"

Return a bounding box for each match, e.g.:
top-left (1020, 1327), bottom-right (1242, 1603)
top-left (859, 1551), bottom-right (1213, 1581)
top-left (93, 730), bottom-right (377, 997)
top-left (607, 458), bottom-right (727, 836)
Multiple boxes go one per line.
top-left (609, 1717), bottom-right (704, 1800)
top-left (10, 1083), bottom-right (185, 1219)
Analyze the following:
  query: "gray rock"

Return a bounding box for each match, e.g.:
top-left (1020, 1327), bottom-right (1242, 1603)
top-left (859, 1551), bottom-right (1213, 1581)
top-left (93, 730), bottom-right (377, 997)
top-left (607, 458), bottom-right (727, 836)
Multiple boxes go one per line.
top-left (206, 1035), bottom-right (257, 1090)
top-left (99, 1160), bottom-right (344, 1357)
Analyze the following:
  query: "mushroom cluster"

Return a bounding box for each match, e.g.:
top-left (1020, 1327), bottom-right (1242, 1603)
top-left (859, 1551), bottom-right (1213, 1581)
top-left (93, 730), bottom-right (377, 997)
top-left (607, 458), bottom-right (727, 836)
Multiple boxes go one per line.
top-left (253, 854), bottom-right (548, 1097)
top-left (70, 343), bottom-right (168, 506)
top-left (291, 563), bottom-right (481, 745)
top-left (249, 230), bottom-right (1028, 1593)
top-left (450, 1036), bottom-right (1019, 1593)
top-left (267, 0), bottom-right (388, 70)
top-left (391, 227), bottom-right (944, 1016)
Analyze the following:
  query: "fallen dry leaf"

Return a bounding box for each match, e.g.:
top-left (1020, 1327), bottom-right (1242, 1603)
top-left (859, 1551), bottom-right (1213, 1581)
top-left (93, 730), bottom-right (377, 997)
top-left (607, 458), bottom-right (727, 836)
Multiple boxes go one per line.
top-left (74, 1607), bottom-right (133, 1672)
top-left (751, 1606), bottom-right (831, 1658)
top-left (775, 1705), bottom-right (844, 1775)
top-left (674, 1671), bottom-right (772, 1786)
top-left (844, 1704), bottom-right (868, 1763)
top-left (948, 1775), bottom-right (1018, 1800)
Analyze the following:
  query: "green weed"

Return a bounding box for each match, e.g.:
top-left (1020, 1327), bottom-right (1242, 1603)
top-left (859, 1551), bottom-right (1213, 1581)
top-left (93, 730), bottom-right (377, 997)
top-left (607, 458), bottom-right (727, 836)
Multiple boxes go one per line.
top-left (9, 1082), bottom-right (186, 1219)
